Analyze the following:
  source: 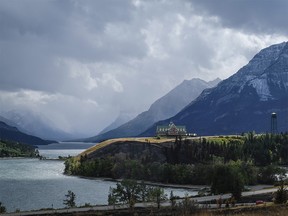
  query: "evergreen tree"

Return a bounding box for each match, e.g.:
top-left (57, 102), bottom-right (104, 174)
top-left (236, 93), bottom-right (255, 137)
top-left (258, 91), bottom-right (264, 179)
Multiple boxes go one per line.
top-left (274, 179), bottom-right (288, 204)
top-left (148, 187), bottom-right (167, 209)
top-left (0, 202), bottom-right (6, 213)
top-left (109, 179), bottom-right (142, 209)
top-left (63, 190), bottom-right (76, 208)
top-left (211, 163), bottom-right (244, 200)
top-left (108, 187), bottom-right (117, 209)
top-left (170, 191), bottom-right (176, 208)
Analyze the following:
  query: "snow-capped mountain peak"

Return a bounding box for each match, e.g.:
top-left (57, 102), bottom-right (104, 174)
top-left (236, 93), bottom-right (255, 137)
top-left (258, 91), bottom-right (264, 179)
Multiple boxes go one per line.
top-left (141, 41), bottom-right (288, 136)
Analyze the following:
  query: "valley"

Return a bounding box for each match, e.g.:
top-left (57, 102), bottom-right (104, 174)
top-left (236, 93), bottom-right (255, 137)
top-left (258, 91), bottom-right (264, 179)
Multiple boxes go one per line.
top-left (0, 7), bottom-right (288, 214)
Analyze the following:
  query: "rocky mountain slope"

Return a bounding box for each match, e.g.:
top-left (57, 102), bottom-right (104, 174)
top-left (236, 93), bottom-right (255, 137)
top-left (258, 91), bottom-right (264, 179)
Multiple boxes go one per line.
top-left (0, 121), bottom-right (54, 145)
top-left (85, 78), bottom-right (220, 142)
top-left (142, 42), bottom-right (288, 136)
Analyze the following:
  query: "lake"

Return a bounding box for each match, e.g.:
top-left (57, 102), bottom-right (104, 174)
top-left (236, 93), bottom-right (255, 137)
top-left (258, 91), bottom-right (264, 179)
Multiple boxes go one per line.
top-left (0, 142), bottom-right (198, 213)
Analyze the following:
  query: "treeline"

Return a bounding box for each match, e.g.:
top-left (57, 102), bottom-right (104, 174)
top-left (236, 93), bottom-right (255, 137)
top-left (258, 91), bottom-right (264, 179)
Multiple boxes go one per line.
top-left (65, 156), bottom-right (247, 185)
top-left (0, 139), bottom-right (38, 157)
top-left (64, 133), bottom-right (288, 198)
top-left (65, 156), bottom-right (284, 191)
top-left (165, 133), bottom-right (288, 165)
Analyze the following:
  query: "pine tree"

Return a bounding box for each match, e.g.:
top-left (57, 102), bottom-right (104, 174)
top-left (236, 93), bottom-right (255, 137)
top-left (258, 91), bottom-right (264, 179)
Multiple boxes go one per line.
top-left (274, 180), bottom-right (288, 204)
top-left (0, 202), bottom-right (6, 213)
top-left (63, 190), bottom-right (76, 208)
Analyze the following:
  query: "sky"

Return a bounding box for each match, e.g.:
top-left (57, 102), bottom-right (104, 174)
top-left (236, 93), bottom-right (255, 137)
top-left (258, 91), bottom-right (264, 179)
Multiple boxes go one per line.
top-left (0, 0), bottom-right (287, 137)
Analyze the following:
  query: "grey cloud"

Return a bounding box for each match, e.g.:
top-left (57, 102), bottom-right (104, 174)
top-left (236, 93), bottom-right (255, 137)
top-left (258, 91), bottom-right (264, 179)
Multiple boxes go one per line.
top-left (0, 0), bottom-right (146, 92)
top-left (0, 0), bottom-right (287, 136)
top-left (0, 0), bottom-right (133, 38)
top-left (0, 0), bottom-right (145, 63)
top-left (190, 0), bottom-right (288, 34)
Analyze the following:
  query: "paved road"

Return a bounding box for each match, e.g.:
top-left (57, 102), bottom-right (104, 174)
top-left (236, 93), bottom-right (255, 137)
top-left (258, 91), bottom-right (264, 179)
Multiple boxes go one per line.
top-left (190, 187), bottom-right (277, 203)
top-left (2, 187), bottom-right (278, 216)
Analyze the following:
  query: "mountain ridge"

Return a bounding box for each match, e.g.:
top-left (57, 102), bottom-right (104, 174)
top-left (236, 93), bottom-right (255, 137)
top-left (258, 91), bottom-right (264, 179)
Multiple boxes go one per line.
top-left (141, 42), bottom-right (288, 136)
top-left (0, 110), bottom-right (80, 140)
top-left (85, 78), bottom-right (221, 142)
top-left (98, 112), bottom-right (136, 135)
top-left (0, 121), bottom-right (55, 145)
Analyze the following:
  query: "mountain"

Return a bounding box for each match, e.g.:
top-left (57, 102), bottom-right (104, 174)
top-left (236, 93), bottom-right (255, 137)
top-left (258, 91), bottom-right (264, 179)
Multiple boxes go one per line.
top-left (85, 78), bottom-right (221, 142)
top-left (0, 121), bottom-right (54, 145)
top-left (0, 110), bottom-right (78, 141)
top-left (98, 112), bottom-right (136, 135)
top-left (142, 42), bottom-right (288, 136)
top-left (0, 115), bottom-right (18, 128)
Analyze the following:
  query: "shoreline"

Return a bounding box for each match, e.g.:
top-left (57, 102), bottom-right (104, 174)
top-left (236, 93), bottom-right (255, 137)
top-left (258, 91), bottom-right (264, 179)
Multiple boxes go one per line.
top-left (0, 156), bottom-right (39, 160)
top-left (1, 189), bottom-right (278, 216)
top-left (71, 174), bottom-right (274, 192)
top-left (75, 175), bottom-right (205, 190)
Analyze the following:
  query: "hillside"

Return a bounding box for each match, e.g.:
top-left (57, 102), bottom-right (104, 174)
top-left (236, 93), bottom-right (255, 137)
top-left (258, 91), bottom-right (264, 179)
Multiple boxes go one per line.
top-left (142, 42), bottom-right (288, 136)
top-left (65, 133), bottom-right (288, 186)
top-left (97, 112), bottom-right (136, 135)
top-left (0, 139), bottom-right (38, 157)
top-left (0, 111), bottom-right (78, 140)
top-left (0, 121), bottom-right (55, 145)
top-left (79, 137), bottom-right (174, 162)
top-left (85, 78), bottom-right (220, 142)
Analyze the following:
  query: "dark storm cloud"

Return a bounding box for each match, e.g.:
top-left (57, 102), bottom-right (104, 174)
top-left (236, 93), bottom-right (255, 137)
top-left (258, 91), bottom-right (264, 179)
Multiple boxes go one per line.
top-left (0, 0), bottom-right (143, 62)
top-left (0, 0), bottom-right (145, 92)
top-left (191, 0), bottom-right (288, 34)
top-left (0, 0), bottom-right (133, 38)
top-left (0, 0), bottom-right (287, 135)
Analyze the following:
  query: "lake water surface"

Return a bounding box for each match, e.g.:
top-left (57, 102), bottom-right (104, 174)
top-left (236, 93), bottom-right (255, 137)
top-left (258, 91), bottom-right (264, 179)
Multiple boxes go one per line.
top-left (0, 142), bottom-right (198, 212)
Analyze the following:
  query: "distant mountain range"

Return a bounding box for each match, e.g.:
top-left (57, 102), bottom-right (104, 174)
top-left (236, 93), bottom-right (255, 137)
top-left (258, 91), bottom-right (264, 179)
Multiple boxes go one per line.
top-left (98, 112), bottom-right (136, 135)
top-left (3, 42), bottom-right (287, 142)
top-left (85, 78), bottom-right (221, 142)
top-left (0, 110), bottom-right (80, 141)
top-left (142, 42), bottom-right (288, 136)
top-left (0, 121), bottom-right (54, 145)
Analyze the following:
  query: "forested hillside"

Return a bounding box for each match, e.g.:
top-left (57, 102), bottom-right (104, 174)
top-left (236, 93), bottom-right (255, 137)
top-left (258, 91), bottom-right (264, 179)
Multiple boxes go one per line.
top-left (65, 133), bottom-right (288, 199)
top-left (0, 139), bottom-right (38, 157)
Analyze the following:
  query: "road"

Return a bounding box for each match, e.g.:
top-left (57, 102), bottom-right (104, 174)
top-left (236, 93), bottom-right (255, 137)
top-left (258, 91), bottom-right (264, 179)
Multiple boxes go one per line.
top-left (190, 187), bottom-right (277, 203)
top-left (2, 187), bottom-right (278, 216)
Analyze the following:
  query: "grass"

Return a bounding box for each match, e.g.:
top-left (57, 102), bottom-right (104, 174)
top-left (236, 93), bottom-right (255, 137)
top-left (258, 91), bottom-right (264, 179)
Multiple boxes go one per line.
top-left (207, 203), bottom-right (288, 216)
top-left (205, 136), bottom-right (244, 144)
top-left (79, 137), bottom-right (175, 157)
top-left (26, 203), bottom-right (288, 216)
top-left (78, 135), bottom-right (246, 159)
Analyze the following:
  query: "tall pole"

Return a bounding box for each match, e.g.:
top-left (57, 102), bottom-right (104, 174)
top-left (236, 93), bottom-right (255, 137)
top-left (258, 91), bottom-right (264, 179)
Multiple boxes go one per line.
top-left (271, 112), bottom-right (278, 134)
